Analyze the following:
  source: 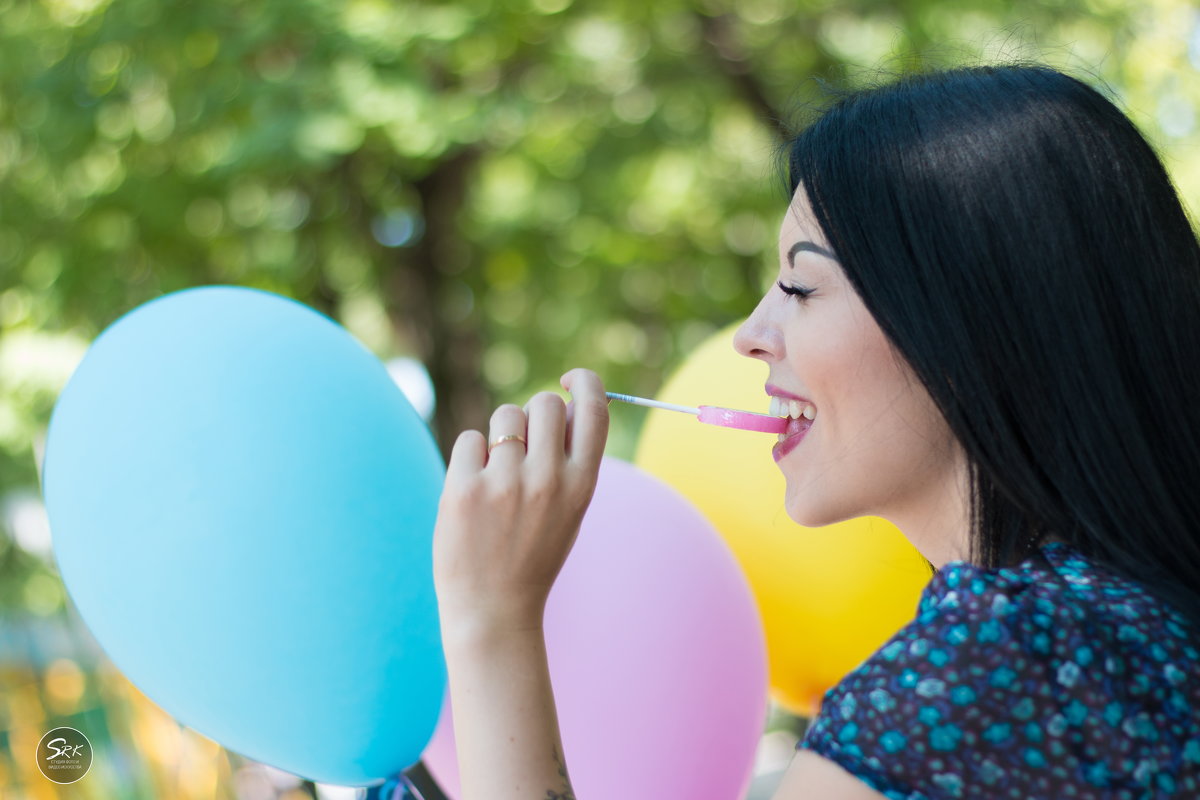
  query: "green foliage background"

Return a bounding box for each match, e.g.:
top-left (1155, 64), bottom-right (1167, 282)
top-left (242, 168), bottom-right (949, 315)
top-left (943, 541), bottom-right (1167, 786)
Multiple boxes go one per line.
top-left (1, 0), bottom-right (1198, 795)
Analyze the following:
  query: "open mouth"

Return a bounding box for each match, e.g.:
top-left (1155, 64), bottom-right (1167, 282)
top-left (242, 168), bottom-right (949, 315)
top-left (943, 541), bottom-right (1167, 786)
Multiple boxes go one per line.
top-left (768, 395), bottom-right (814, 462)
top-left (768, 395), bottom-right (815, 444)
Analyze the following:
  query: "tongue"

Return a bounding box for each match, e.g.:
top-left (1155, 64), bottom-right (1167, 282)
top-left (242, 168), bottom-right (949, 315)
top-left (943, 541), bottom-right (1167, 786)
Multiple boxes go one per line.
top-left (785, 416), bottom-right (813, 437)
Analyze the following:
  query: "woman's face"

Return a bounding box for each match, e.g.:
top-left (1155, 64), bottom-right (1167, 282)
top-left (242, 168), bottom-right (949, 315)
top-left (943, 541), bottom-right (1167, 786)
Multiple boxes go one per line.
top-left (733, 184), bottom-right (966, 541)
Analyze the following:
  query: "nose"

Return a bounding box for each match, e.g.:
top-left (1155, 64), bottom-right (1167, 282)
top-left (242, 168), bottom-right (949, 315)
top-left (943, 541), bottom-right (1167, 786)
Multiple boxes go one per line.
top-left (733, 293), bottom-right (781, 362)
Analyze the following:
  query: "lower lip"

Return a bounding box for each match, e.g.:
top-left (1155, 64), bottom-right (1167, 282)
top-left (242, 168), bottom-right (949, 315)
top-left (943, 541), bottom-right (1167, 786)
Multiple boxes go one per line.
top-left (772, 418), bottom-right (813, 463)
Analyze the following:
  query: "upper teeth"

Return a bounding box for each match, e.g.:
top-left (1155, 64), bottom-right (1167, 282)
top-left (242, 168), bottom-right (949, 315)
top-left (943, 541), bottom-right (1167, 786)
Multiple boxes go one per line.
top-left (770, 396), bottom-right (816, 420)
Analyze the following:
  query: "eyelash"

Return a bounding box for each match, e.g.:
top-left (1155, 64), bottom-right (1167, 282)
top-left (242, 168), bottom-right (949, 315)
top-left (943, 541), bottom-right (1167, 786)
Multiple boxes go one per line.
top-left (777, 280), bottom-right (815, 301)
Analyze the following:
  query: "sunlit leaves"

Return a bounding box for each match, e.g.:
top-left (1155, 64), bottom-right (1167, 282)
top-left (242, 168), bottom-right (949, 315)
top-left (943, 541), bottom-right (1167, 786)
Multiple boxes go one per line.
top-left (2, 0), bottom-right (1199, 599)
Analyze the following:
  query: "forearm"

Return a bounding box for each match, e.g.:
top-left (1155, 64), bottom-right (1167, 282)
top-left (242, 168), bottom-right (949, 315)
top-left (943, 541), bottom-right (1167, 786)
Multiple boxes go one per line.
top-left (441, 620), bottom-right (577, 800)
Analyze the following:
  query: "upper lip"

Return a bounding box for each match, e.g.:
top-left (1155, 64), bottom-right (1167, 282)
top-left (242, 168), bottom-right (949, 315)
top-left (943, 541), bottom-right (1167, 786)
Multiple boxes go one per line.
top-left (765, 382), bottom-right (812, 405)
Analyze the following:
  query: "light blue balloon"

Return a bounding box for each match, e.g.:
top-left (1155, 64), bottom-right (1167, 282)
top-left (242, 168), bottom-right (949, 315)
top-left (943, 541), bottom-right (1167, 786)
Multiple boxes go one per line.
top-left (42, 286), bottom-right (446, 786)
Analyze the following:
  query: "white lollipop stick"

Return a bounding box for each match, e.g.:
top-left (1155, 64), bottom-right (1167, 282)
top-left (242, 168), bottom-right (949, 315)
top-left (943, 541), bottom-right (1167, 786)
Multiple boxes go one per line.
top-left (604, 392), bottom-right (700, 415)
top-left (605, 392), bottom-right (789, 434)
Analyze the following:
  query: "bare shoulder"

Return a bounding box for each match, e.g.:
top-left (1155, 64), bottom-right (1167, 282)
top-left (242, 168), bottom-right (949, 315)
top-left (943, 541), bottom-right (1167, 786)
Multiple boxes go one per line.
top-left (771, 749), bottom-right (889, 800)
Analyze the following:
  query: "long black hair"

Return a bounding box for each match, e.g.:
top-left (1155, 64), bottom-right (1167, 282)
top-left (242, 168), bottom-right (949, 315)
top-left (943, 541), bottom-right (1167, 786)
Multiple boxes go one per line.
top-left (782, 62), bottom-right (1200, 627)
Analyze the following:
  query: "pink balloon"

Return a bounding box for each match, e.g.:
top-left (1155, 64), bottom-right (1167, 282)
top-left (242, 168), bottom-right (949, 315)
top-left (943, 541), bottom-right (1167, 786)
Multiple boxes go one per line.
top-left (423, 456), bottom-right (768, 799)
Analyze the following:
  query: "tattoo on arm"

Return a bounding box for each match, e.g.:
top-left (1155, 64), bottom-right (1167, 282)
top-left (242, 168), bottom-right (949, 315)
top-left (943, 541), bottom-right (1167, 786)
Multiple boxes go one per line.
top-left (544, 744), bottom-right (576, 800)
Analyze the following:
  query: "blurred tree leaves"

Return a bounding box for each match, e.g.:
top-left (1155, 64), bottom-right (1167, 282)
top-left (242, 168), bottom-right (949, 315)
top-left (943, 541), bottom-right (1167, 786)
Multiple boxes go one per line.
top-left (2, 0), bottom-right (1199, 615)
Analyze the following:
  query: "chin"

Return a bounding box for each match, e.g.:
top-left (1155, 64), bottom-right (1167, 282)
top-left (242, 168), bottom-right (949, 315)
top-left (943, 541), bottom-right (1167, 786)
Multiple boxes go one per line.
top-left (785, 501), bottom-right (844, 530)
top-left (784, 492), bottom-right (866, 530)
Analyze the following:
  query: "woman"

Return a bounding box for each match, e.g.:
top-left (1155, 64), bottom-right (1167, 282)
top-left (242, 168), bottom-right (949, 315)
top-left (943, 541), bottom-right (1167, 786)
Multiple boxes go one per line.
top-left (431, 62), bottom-right (1200, 799)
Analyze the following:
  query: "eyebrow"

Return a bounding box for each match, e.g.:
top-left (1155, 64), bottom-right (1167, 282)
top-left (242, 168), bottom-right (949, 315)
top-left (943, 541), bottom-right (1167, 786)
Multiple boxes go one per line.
top-left (788, 240), bottom-right (839, 267)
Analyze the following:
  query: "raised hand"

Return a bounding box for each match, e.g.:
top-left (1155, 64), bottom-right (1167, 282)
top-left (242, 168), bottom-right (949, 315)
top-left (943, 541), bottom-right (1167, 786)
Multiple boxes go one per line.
top-left (432, 368), bottom-right (610, 635)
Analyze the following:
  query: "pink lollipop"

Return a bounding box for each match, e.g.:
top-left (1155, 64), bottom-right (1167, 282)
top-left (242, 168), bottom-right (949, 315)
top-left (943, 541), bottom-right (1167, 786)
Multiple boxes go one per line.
top-left (606, 392), bottom-right (788, 434)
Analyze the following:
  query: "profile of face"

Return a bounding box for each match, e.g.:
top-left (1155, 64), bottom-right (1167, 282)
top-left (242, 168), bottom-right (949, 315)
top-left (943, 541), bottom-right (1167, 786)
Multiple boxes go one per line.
top-left (733, 184), bottom-right (967, 547)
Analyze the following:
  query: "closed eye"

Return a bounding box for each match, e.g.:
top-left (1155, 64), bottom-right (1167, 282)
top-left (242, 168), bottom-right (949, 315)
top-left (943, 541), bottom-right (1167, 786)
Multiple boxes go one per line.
top-left (777, 280), bottom-right (815, 301)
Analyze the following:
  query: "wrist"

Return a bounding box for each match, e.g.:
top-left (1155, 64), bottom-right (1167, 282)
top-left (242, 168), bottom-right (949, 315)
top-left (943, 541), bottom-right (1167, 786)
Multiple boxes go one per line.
top-left (440, 617), bottom-right (547, 662)
top-left (437, 597), bottom-right (547, 650)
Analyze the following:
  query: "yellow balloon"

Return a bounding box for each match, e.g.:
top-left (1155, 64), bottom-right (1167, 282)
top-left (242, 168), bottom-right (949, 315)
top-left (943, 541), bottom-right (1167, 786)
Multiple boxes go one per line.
top-left (633, 323), bottom-right (932, 716)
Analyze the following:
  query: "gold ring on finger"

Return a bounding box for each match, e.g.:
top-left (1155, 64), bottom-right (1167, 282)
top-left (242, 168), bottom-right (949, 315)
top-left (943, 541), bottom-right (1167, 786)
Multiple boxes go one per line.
top-left (488, 433), bottom-right (527, 454)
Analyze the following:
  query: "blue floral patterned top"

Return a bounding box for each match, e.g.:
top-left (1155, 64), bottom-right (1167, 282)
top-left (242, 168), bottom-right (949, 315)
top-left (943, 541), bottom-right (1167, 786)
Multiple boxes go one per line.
top-left (798, 541), bottom-right (1200, 798)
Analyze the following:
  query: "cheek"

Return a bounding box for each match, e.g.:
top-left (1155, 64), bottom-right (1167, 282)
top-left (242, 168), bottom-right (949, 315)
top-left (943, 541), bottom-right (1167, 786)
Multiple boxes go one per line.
top-left (782, 312), bottom-right (889, 424)
top-left (788, 323), bottom-right (940, 492)
top-left (849, 353), bottom-right (957, 499)
top-left (845, 339), bottom-right (937, 458)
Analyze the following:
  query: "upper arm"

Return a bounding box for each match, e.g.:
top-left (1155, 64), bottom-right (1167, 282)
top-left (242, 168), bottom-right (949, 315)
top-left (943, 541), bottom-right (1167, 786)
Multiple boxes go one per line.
top-left (771, 749), bottom-right (889, 800)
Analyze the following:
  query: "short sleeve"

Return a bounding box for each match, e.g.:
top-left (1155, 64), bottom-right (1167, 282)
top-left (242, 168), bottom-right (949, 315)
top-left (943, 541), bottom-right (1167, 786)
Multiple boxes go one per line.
top-left (797, 548), bottom-right (1200, 799)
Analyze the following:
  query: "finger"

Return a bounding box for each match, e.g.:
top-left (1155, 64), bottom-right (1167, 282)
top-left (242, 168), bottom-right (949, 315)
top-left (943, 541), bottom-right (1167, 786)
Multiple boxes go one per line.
top-left (559, 368), bottom-right (609, 471)
top-left (485, 404), bottom-right (528, 470)
top-left (562, 396), bottom-right (575, 455)
top-left (445, 429), bottom-right (486, 487)
top-left (524, 391), bottom-right (567, 470)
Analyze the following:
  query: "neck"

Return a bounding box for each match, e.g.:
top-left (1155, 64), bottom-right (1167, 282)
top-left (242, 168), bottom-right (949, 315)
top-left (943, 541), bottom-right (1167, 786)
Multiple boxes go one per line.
top-left (883, 449), bottom-right (973, 570)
